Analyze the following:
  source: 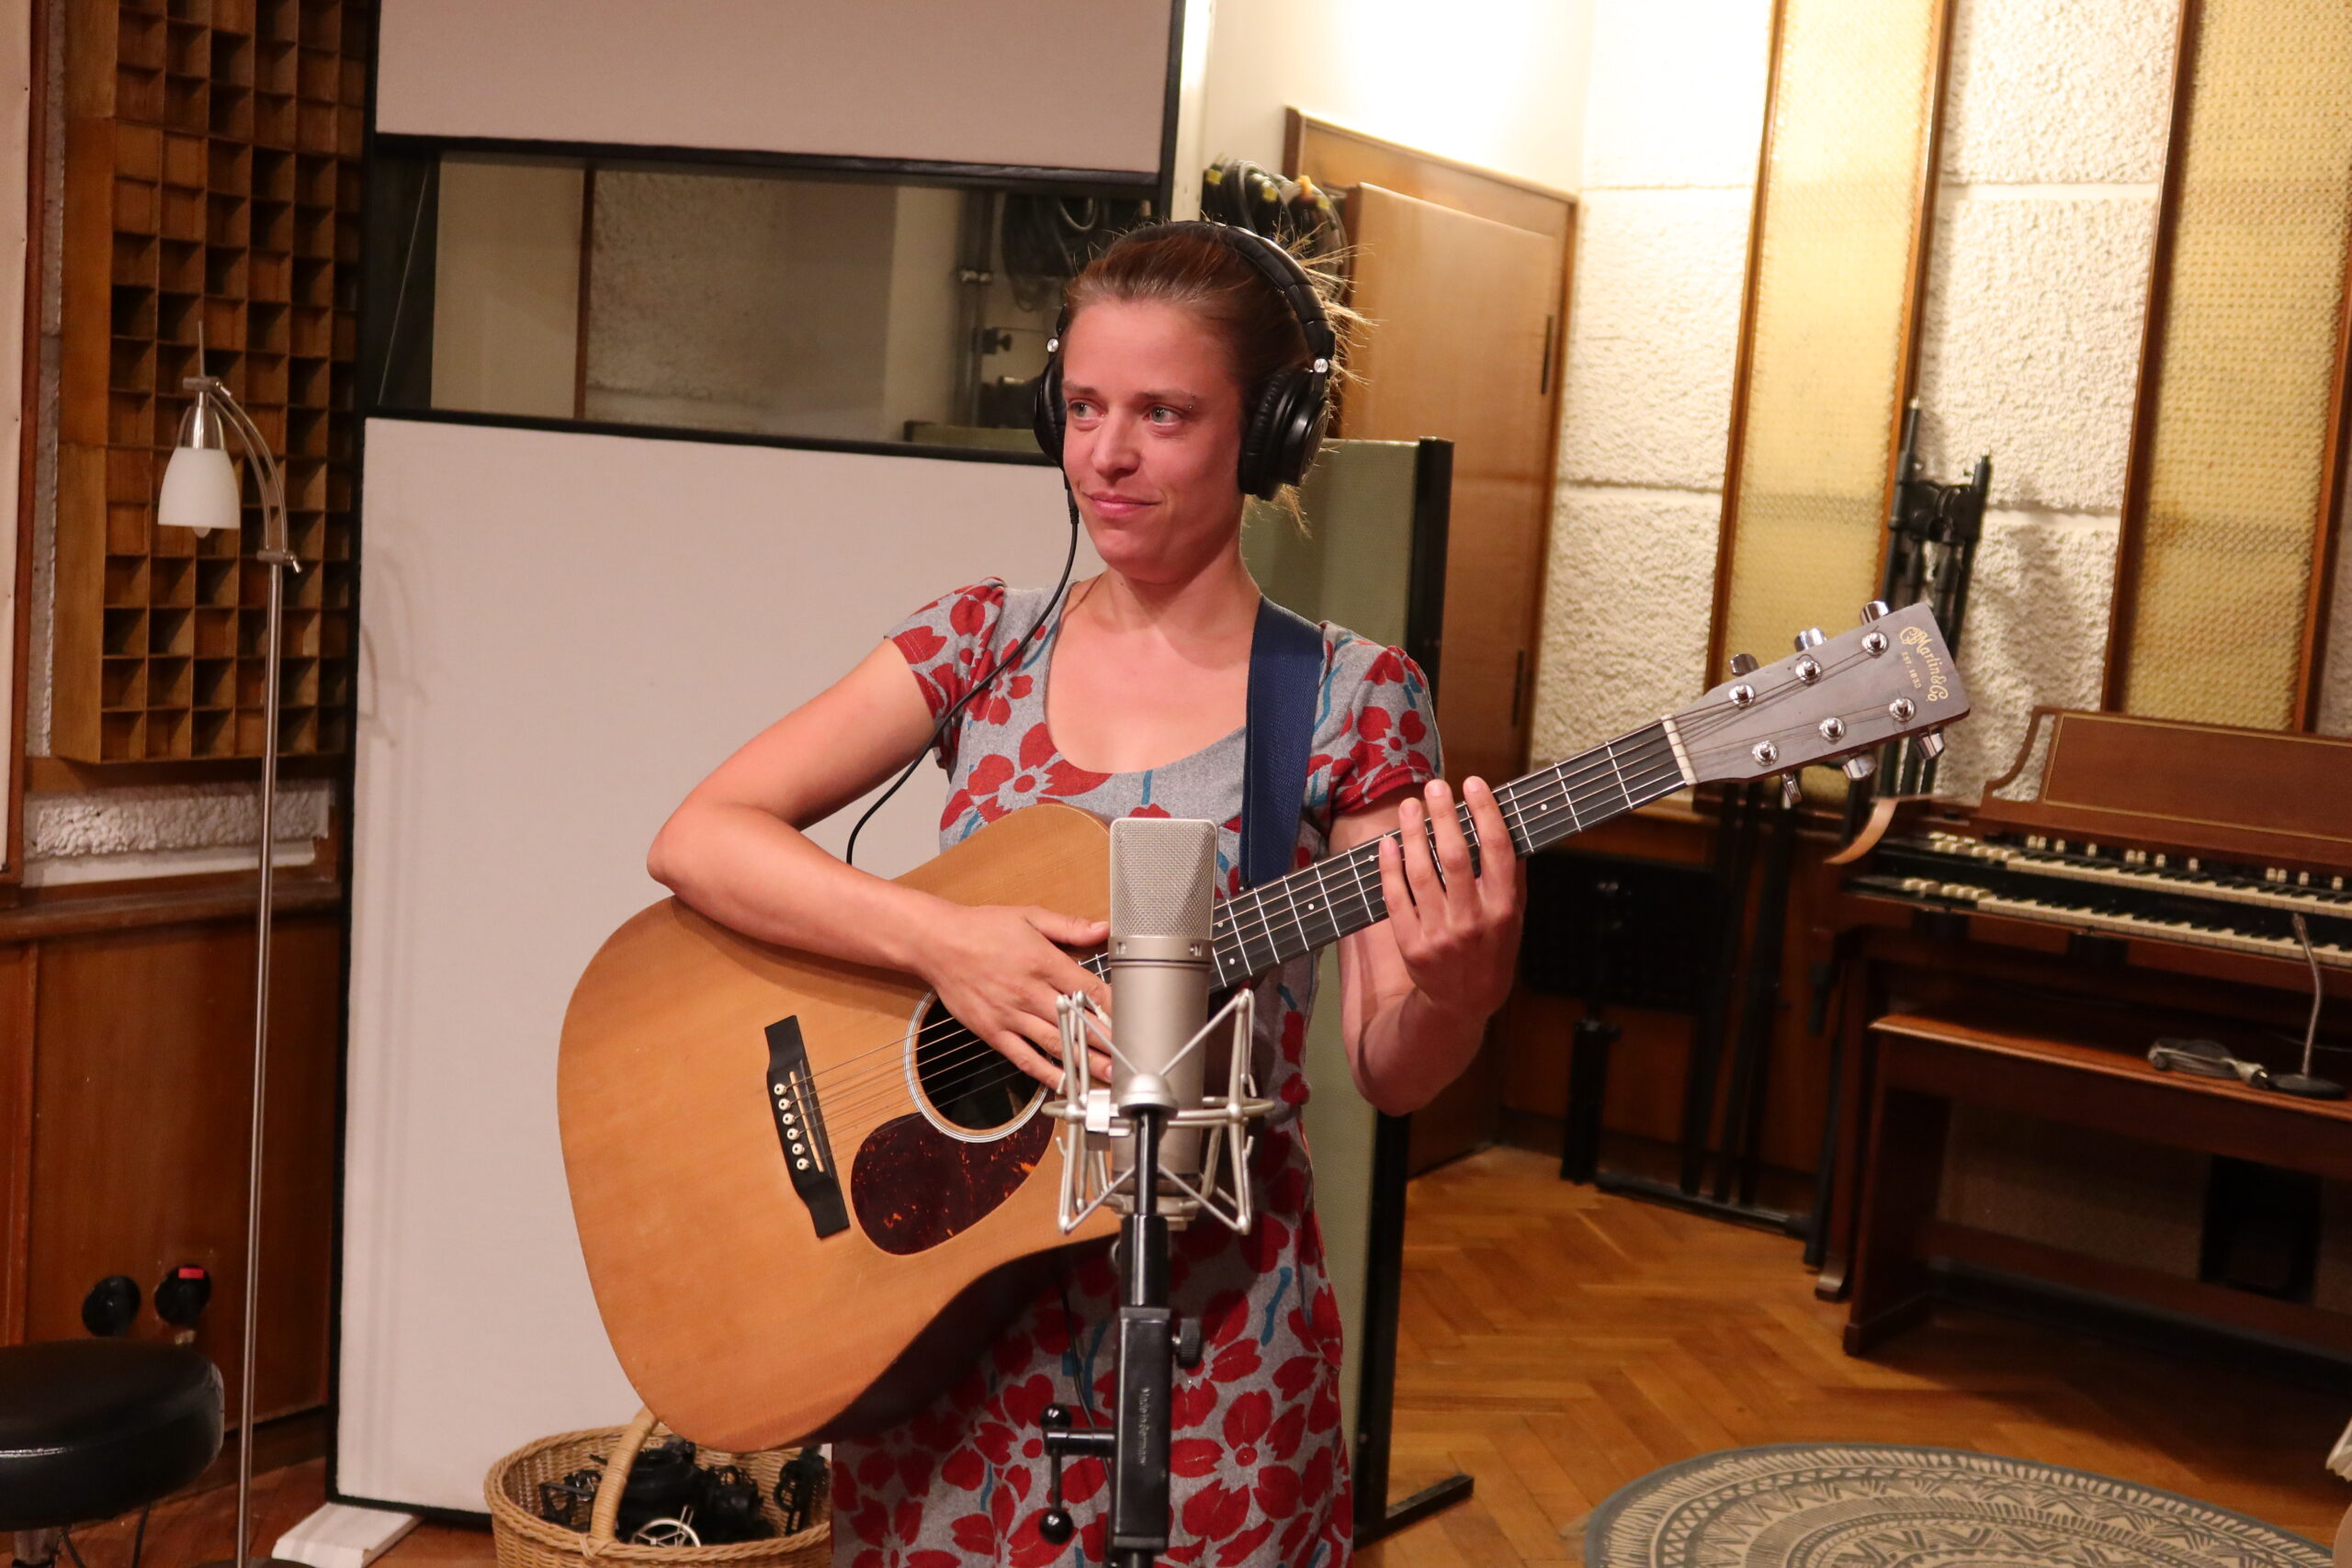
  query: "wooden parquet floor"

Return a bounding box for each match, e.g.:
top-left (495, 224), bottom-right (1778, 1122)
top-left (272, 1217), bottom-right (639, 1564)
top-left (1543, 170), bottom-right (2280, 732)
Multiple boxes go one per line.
top-left (69, 1145), bottom-right (2349, 1568)
top-left (1361, 1147), bottom-right (2347, 1565)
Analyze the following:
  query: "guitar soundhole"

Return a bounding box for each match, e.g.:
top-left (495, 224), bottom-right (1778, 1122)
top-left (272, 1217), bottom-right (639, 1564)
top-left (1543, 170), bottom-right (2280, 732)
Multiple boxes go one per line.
top-left (913, 997), bottom-right (1039, 1133)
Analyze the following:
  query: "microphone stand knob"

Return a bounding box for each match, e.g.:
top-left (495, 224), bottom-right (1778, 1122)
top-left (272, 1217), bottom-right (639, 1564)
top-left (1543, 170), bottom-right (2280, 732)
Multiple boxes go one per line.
top-left (1175, 1317), bottom-right (1203, 1370)
top-left (1039, 1511), bottom-right (1076, 1546)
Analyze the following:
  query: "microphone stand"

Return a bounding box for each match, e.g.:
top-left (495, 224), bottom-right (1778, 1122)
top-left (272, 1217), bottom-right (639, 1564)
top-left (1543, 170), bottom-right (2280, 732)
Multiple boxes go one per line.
top-left (1038, 1099), bottom-right (1193, 1566)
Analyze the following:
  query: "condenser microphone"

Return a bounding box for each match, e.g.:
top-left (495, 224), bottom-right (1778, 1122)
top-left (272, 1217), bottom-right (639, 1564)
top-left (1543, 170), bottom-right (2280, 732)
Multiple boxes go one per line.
top-left (1106, 817), bottom-right (1218, 1211)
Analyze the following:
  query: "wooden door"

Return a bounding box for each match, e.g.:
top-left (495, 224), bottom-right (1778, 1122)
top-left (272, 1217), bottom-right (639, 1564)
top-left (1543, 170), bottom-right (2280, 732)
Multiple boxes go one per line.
top-left (1343, 183), bottom-right (1560, 1171)
top-left (1343, 183), bottom-right (1558, 791)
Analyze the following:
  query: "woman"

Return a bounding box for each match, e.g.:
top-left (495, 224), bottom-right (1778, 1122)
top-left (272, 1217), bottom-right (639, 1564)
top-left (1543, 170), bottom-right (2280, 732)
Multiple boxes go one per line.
top-left (648, 223), bottom-right (1525, 1568)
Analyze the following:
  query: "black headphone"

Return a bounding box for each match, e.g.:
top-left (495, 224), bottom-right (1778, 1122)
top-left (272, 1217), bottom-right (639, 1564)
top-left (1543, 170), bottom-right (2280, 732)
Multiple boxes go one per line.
top-left (1031, 220), bottom-right (1337, 501)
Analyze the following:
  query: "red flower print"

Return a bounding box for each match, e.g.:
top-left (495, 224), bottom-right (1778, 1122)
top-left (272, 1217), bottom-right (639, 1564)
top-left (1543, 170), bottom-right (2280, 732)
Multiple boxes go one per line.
top-left (893, 625), bottom-right (945, 666)
top-left (973, 1421), bottom-right (1016, 1466)
top-left (958, 724), bottom-right (1111, 822)
top-left (949, 1515), bottom-right (996, 1557)
top-left (941, 1447), bottom-right (985, 1491)
top-left (1208, 1339), bottom-right (1261, 1384)
top-left (1255, 1461), bottom-right (1303, 1519)
top-left (1268, 1404), bottom-right (1306, 1461)
top-left (1170, 1437), bottom-right (1222, 1477)
top-left (1180, 1480), bottom-right (1250, 1543)
top-left (948, 586), bottom-right (995, 637)
top-left (1273, 1353), bottom-right (1319, 1399)
top-left (856, 1450), bottom-right (896, 1491)
top-left (1240, 1211), bottom-right (1290, 1273)
top-left (1200, 1290), bottom-right (1250, 1348)
top-left (975, 671), bottom-right (1033, 728)
top-left (1216, 1522), bottom-right (1275, 1566)
top-left (1365, 647), bottom-right (1407, 685)
top-left (1223, 1390), bottom-right (1272, 1464)
top-left (1172, 1379), bottom-right (1219, 1429)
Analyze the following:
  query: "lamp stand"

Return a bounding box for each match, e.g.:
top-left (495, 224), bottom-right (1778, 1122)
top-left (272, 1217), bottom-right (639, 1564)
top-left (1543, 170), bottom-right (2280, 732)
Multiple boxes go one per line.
top-left (180, 375), bottom-right (305, 1568)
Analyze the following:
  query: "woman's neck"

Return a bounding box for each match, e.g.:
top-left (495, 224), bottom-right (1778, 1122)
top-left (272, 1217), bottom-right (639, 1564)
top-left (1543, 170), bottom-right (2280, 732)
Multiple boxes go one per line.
top-left (1076, 546), bottom-right (1260, 644)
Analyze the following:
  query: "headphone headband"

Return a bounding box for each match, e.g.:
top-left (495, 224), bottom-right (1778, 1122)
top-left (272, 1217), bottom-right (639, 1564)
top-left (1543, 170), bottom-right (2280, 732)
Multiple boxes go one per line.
top-left (1032, 218), bottom-right (1335, 500)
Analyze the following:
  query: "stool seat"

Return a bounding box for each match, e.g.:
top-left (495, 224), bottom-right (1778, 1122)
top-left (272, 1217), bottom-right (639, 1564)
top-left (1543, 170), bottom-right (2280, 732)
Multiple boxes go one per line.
top-left (0, 1341), bottom-right (222, 1531)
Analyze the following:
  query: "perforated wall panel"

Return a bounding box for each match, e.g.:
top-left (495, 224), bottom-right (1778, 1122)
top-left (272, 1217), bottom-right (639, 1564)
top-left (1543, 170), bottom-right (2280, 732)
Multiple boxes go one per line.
top-left (1715, 0), bottom-right (1948, 683)
top-left (2110, 0), bottom-right (2352, 730)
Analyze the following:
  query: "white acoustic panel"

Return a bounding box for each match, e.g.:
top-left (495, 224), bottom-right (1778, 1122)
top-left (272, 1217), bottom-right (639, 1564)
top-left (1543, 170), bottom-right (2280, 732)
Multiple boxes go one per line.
top-left (375, 0), bottom-right (1172, 178)
top-left (339, 418), bottom-right (1092, 1512)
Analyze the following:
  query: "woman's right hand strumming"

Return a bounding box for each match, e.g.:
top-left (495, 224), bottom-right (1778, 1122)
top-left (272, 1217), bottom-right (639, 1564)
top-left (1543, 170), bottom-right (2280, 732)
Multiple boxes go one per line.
top-left (918, 903), bottom-right (1113, 1089)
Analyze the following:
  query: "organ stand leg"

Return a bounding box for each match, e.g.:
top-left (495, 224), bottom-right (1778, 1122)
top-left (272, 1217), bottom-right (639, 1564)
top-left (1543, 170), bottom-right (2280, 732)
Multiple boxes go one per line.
top-left (1815, 959), bottom-right (1878, 1300)
top-left (1843, 1072), bottom-right (1953, 1354)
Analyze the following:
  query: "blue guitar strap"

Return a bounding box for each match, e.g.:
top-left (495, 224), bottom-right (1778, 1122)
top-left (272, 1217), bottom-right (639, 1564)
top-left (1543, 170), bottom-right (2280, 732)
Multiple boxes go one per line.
top-left (1240, 597), bottom-right (1325, 891)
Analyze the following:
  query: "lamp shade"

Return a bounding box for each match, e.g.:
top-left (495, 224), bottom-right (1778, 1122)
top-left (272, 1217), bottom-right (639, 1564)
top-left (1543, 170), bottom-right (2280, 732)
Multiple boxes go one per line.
top-left (159, 445), bottom-right (241, 534)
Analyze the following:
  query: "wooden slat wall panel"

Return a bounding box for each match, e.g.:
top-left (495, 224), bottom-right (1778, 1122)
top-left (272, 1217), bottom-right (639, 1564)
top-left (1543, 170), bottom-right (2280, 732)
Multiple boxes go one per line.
top-left (2105, 0), bottom-right (2352, 731)
top-left (1713, 0), bottom-right (1950, 684)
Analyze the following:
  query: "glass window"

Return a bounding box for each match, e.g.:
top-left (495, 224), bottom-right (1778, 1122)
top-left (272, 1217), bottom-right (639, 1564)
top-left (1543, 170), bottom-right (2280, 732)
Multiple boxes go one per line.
top-left (364, 147), bottom-right (1155, 453)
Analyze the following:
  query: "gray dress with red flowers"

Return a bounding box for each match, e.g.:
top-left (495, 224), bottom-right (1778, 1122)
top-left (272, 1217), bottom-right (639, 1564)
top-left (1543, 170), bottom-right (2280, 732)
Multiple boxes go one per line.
top-left (831, 581), bottom-right (1441, 1568)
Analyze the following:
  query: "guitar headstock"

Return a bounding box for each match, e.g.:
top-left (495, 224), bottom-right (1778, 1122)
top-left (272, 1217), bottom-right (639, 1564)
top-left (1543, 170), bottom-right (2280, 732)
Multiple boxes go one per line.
top-left (1670, 602), bottom-right (1969, 787)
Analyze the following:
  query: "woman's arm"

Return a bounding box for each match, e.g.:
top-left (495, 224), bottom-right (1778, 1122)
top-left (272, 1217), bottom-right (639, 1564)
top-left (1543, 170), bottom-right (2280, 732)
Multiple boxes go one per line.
top-left (648, 640), bottom-right (1109, 1086)
top-left (1330, 777), bottom-right (1525, 1115)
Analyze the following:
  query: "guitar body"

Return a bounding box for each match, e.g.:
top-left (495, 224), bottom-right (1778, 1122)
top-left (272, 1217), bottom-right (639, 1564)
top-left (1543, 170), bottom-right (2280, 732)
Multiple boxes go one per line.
top-left (558, 803), bottom-right (1119, 1451)
top-left (557, 600), bottom-right (1969, 1454)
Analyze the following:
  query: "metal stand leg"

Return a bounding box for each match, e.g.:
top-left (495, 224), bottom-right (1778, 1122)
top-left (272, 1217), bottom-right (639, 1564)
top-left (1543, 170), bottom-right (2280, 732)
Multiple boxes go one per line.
top-left (1560, 1010), bottom-right (1619, 1184)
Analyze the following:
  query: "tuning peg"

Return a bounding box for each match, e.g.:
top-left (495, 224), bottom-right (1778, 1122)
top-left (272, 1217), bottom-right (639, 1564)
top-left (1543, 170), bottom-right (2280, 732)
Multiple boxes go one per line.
top-left (1860, 600), bottom-right (1890, 622)
top-left (1729, 652), bottom-right (1758, 676)
top-left (1842, 754), bottom-right (1877, 781)
top-left (1780, 774), bottom-right (1803, 809)
top-left (1917, 729), bottom-right (1946, 761)
top-left (1794, 627), bottom-right (1826, 650)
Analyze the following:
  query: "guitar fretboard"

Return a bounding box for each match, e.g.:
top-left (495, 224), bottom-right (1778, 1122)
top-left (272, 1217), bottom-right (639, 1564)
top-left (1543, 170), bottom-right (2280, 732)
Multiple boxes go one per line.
top-left (1205, 721), bottom-right (1686, 985)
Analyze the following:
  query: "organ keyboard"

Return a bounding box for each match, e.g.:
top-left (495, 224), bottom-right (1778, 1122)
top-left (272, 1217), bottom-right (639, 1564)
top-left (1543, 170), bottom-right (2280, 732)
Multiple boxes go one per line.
top-left (1838, 707), bottom-right (2352, 983)
top-left (1817, 707), bottom-right (2352, 1324)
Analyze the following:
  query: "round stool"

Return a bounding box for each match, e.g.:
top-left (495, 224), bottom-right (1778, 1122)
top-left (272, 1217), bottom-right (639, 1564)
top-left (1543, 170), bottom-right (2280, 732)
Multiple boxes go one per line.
top-left (0, 1341), bottom-right (223, 1563)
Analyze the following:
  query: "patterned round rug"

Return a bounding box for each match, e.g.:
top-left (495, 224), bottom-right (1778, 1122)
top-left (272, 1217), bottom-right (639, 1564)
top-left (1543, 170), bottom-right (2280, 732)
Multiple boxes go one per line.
top-left (1581, 1443), bottom-right (2330, 1567)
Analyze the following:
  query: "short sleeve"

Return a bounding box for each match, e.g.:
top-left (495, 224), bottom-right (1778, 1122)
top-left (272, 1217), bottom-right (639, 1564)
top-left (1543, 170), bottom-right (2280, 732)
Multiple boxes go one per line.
top-left (1310, 631), bottom-right (1443, 826)
top-left (884, 579), bottom-right (1009, 766)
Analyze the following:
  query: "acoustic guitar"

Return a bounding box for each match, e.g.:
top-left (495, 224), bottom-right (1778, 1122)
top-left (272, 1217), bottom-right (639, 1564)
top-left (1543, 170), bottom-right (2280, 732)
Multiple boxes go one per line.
top-left (558, 604), bottom-right (1969, 1450)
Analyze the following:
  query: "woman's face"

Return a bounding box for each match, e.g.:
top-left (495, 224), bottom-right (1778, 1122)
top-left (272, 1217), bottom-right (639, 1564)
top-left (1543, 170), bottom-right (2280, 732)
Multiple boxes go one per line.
top-left (1057, 298), bottom-right (1248, 584)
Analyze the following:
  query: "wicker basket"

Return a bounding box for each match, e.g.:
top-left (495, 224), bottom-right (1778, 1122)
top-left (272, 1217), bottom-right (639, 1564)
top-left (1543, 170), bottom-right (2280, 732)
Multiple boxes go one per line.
top-left (484, 1408), bottom-right (830, 1568)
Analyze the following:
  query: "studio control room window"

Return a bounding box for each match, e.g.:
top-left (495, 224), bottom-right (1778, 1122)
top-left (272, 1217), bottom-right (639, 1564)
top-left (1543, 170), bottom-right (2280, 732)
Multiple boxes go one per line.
top-left (365, 148), bottom-right (1154, 452)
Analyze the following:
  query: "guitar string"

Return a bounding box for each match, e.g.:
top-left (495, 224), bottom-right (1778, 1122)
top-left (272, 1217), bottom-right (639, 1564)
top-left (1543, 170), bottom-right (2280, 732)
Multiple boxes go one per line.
top-left (785, 656), bottom-right (1893, 1119)
top-left (786, 659), bottom-right (1891, 1122)
top-left (806, 749), bottom-right (1695, 1130)
top-left (798, 670), bottom-right (1893, 1131)
top-left (810, 698), bottom-right (1882, 1134)
top-left (810, 746), bottom-right (1752, 1128)
top-left (809, 748), bottom-right (1692, 1130)
top-left (820, 672), bottom-right (1917, 1129)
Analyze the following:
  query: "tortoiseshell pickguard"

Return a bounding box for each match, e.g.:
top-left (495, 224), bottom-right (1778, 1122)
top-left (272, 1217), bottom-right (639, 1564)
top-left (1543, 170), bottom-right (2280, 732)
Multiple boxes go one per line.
top-left (850, 1111), bottom-right (1055, 1255)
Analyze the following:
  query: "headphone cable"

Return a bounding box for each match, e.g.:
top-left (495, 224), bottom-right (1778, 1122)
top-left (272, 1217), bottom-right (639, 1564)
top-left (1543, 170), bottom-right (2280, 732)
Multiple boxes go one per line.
top-left (843, 480), bottom-right (1084, 869)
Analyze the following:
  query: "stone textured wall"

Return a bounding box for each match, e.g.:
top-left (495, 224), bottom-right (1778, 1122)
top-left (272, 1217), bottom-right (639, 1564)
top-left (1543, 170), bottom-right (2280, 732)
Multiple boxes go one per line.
top-left (1534, 2), bottom-right (1770, 764)
top-left (1536, 0), bottom-right (2227, 798)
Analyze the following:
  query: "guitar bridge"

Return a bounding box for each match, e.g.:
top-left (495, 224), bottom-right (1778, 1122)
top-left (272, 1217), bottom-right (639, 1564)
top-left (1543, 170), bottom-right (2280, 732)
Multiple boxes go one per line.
top-left (765, 1017), bottom-right (849, 1238)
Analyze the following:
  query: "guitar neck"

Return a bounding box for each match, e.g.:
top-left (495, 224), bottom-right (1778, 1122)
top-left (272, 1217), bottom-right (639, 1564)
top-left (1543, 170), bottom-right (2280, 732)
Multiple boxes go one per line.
top-left (1209, 719), bottom-right (1689, 986)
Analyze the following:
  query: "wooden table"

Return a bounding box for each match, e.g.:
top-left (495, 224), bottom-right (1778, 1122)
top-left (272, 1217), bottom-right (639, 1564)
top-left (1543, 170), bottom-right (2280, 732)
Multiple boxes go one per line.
top-left (1845, 1008), bottom-right (2352, 1360)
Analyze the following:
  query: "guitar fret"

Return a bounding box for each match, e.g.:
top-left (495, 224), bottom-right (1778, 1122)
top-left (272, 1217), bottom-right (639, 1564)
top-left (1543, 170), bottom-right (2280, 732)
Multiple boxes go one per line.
top-left (1212, 720), bottom-right (1695, 982)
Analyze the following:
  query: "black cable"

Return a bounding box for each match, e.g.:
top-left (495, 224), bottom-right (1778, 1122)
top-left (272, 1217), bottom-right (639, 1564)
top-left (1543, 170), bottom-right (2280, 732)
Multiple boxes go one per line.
top-left (842, 483), bottom-right (1083, 868)
top-left (129, 1505), bottom-right (152, 1568)
top-left (58, 1530), bottom-right (87, 1568)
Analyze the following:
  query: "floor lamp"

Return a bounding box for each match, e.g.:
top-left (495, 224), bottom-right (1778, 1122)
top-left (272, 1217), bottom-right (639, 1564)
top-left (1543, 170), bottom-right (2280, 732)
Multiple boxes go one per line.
top-left (157, 373), bottom-right (301, 1568)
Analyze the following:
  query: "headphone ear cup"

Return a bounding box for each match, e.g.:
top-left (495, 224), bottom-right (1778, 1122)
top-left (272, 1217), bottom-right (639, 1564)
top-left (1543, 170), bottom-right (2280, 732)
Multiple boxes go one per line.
top-left (1240, 370), bottom-right (1324, 499)
top-left (1239, 374), bottom-right (1295, 501)
top-left (1031, 357), bottom-right (1064, 464)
